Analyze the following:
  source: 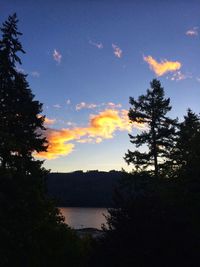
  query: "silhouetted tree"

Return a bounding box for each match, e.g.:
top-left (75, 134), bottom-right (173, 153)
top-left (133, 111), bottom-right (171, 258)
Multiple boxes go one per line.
top-left (170, 109), bottom-right (200, 178)
top-left (91, 170), bottom-right (200, 267)
top-left (125, 79), bottom-right (177, 177)
top-left (0, 14), bottom-right (84, 267)
top-left (0, 13), bottom-right (47, 171)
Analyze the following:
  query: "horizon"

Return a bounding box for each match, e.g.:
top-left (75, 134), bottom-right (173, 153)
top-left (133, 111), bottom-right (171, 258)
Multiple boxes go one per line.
top-left (1, 1), bottom-right (200, 172)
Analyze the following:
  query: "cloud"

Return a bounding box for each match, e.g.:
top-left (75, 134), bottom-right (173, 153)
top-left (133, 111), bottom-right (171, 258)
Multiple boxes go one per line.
top-left (76, 102), bottom-right (97, 111)
top-left (66, 99), bottom-right (71, 105)
top-left (167, 71), bottom-right (192, 81)
top-left (196, 77), bottom-right (200, 82)
top-left (37, 109), bottom-right (144, 159)
top-left (106, 102), bottom-right (122, 109)
top-left (66, 121), bottom-right (76, 127)
top-left (112, 44), bottom-right (122, 58)
top-left (89, 40), bottom-right (103, 49)
top-left (143, 55), bottom-right (181, 76)
top-left (75, 101), bottom-right (123, 111)
top-left (44, 117), bottom-right (56, 125)
top-left (186, 27), bottom-right (198, 36)
top-left (170, 71), bottom-right (186, 81)
top-left (53, 49), bottom-right (62, 64)
top-left (53, 104), bottom-right (61, 109)
top-left (31, 71), bottom-right (40, 77)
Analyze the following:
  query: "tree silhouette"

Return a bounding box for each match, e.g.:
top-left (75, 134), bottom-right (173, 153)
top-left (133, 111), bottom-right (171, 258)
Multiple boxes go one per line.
top-left (0, 13), bottom-right (47, 171)
top-left (171, 109), bottom-right (200, 178)
top-left (125, 79), bottom-right (177, 177)
top-left (0, 14), bottom-right (84, 267)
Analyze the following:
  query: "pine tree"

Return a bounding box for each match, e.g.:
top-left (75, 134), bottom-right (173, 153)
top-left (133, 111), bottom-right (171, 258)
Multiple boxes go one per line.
top-left (125, 79), bottom-right (177, 177)
top-left (0, 13), bottom-right (47, 171)
top-left (0, 14), bottom-right (83, 267)
top-left (171, 109), bottom-right (200, 178)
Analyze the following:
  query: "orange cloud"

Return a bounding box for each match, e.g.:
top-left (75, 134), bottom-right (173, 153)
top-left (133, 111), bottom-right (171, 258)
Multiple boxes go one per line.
top-left (37, 109), bottom-right (144, 160)
top-left (44, 117), bottom-right (56, 125)
top-left (143, 55), bottom-right (181, 76)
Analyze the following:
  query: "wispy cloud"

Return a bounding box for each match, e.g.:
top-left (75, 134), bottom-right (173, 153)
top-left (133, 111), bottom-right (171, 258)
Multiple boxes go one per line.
top-left (31, 71), bottom-right (40, 77)
top-left (186, 27), bottom-right (198, 36)
top-left (170, 71), bottom-right (186, 81)
top-left (37, 109), bottom-right (144, 159)
top-left (76, 102), bottom-right (97, 111)
top-left (196, 77), bottom-right (200, 82)
top-left (53, 104), bottom-right (61, 109)
top-left (143, 55), bottom-right (181, 76)
top-left (75, 101), bottom-right (123, 111)
top-left (89, 40), bottom-right (103, 49)
top-left (167, 71), bottom-right (192, 82)
top-left (53, 49), bottom-right (62, 64)
top-left (112, 44), bottom-right (122, 58)
top-left (66, 99), bottom-right (71, 105)
top-left (106, 102), bottom-right (122, 109)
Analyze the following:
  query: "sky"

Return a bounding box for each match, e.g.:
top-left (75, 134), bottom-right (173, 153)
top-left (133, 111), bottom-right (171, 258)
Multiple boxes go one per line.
top-left (1, 0), bottom-right (200, 172)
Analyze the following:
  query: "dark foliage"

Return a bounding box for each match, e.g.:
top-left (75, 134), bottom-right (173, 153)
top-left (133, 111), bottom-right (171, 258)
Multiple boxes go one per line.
top-left (47, 171), bottom-right (121, 207)
top-left (125, 79), bottom-right (177, 177)
top-left (170, 109), bottom-right (200, 179)
top-left (90, 82), bottom-right (200, 267)
top-left (91, 173), bottom-right (200, 267)
top-left (0, 14), bottom-right (85, 267)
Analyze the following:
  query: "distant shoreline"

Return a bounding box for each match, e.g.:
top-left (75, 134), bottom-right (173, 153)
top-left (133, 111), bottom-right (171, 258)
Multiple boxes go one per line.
top-left (47, 171), bottom-right (121, 207)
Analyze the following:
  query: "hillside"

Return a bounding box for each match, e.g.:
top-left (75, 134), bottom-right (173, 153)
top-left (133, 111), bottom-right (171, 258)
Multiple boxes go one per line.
top-left (47, 170), bottom-right (122, 207)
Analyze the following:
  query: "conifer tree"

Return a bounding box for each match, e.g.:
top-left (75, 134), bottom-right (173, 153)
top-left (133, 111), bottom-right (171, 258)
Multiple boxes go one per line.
top-left (125, 79), bottom-right (177, 177)
top-left (171, 109), bottom-right (200, 178)
top-left (0, 13), bottom-right (47, 171)
top-left (0, 14), bottom-right (83, 267)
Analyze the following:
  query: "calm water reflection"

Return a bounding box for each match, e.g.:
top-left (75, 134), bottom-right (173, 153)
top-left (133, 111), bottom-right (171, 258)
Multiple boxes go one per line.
top-left (59, 207), bottom-right (109, 229)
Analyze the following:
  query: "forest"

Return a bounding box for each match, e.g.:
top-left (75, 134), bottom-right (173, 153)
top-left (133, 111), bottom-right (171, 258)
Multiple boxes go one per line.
top-left (47, 171), bottom-right (121, 207)
top-left (0, 14), bottom-right (200, 267)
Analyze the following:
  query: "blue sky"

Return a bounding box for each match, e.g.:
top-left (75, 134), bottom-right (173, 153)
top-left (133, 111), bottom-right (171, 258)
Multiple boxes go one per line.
top-left (1, 0), bottom-right (200, 172)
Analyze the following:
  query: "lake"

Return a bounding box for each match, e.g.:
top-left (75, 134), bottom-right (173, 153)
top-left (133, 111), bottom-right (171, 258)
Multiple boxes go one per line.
top-left (59, 207), bottom-right (109, 229)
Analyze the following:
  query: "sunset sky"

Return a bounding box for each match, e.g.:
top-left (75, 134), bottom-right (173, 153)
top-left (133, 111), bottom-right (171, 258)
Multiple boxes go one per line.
top-left (1, 1), bottom-right (200, 172)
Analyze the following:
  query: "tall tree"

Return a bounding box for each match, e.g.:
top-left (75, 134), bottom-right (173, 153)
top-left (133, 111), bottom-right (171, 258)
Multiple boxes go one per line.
top-left (125, 79), bottom-right (177, 177)
top-left (0, 13), bottom-right (47, 171)
top-left (0, 14), bottom-right (83, 267)
top-left (171, 109), bottom-right (200, 178)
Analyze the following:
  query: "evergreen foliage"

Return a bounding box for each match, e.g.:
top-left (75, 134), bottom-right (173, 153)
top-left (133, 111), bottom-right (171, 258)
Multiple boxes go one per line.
top-left (0, 14), bottom-right (84, 267)
top-left (125, 79), bottom-right (177, 177)
top-left (93, 172), bottom-right (200, 267)
top-left (171, 109), bottom-right (200, 178)
top-left (0, 13), bottom-right (47, 171)
top-left (93, 82), bottom-right (200, 267)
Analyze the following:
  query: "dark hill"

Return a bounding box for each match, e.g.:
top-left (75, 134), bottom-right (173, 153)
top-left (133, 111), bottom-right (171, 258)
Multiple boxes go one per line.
top-left (47, 170), bottom-right (122, 207)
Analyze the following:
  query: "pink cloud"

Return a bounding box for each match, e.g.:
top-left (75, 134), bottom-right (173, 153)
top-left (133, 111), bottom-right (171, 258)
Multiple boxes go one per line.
top-left (53, 49), bottom-right (62, 63)
top-left (112, 44), bottom-right (122, 58)
top-left (186, 27), bottom-right (198, 36)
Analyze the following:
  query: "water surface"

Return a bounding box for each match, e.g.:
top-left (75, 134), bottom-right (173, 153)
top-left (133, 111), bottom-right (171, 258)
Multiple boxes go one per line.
top-left (59, 207), bottom-right (108, 229)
